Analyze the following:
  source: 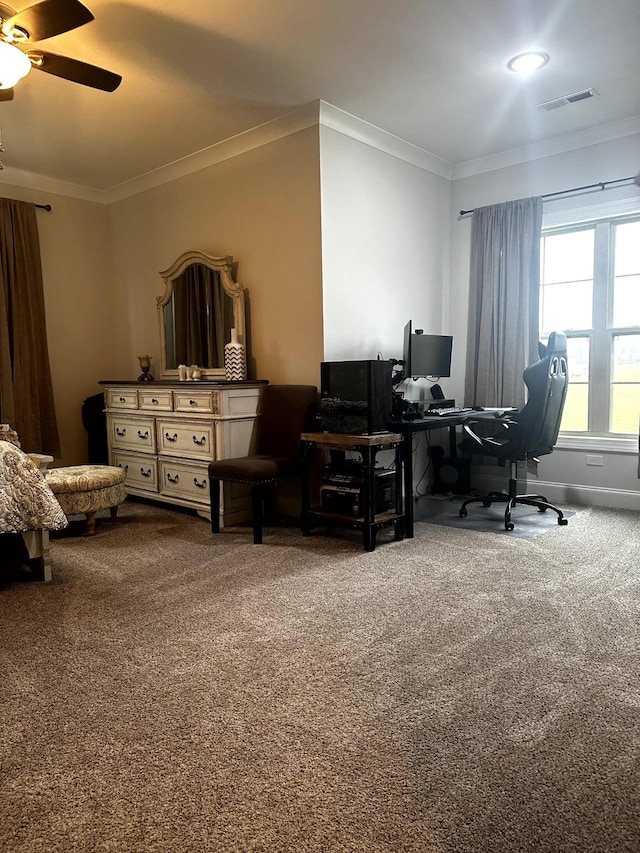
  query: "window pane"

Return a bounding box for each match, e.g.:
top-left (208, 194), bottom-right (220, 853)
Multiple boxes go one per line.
top-left (567, 337), bottom-right (590, 382)
top-left (561, 337), bottom-right (589, 431)
top-left (561, 384), bottom-right (588, 431)
top-left (611, 386), bottom-right (640, 433)
top-left (613, 273), bottom-right (640, 328)
top-left (540, 281), bottom-right (592, 332)
top-left (614, 221), bottom-right (640, 277)
top-left (542, 230), bottom-right (594, 283)
top-left (611, 334), bottom-right (640, 434)
top-left (613, 334), bottom-right (640, 380)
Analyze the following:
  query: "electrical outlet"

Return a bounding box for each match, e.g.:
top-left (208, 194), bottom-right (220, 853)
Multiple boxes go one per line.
top-left (586, 454), bottom-right (604, 467)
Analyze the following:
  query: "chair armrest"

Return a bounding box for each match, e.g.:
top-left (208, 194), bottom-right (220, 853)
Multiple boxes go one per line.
top-left (462, 419), bottom-right (511, 450)
top-left (27, 453), bottom-right (54, 473)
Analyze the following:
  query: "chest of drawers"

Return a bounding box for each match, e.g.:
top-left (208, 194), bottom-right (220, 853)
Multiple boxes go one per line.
top-left (100, 380), bottom-right (266, 525)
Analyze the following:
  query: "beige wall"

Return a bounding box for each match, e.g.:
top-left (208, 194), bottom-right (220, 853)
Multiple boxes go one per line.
top-left (2, 126), bottom-right (323, 465)
top-left (1, 182), bottom-right (115, 465)
top-left (110, 127), bottom-right (324, 389)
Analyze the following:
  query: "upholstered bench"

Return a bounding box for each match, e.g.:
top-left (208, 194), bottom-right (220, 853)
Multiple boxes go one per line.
top-left (45, 465), bottom-right (127, 536)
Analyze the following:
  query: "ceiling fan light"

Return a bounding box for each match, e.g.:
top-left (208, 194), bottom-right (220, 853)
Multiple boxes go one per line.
top-left (0, 40), bottom-right (31, 89)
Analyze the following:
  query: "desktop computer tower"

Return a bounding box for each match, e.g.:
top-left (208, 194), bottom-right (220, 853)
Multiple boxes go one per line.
top-left (320, 360), bottom-right (392, 435)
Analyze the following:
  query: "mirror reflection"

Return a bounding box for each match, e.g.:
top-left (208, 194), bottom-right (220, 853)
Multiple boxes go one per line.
top-left (163, 264), bottom-right (233, 369)
top-left (157, 250), bottom-right (246, 380)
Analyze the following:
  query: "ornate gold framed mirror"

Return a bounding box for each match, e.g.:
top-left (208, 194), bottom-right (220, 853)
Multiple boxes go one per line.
top-left (157, 250), bottom-right (246, 380)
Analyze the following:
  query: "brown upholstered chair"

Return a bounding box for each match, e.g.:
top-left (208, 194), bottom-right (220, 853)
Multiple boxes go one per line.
top-left (208, 384), bottom-right (319, 543)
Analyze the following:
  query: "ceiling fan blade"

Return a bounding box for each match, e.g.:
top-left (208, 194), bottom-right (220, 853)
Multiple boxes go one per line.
top-left (0, 86), bottom-right (14, 100)
top-left (4, 0), bottom-right (93, 42)
top-left (28, 49), bottom-right (121, 91)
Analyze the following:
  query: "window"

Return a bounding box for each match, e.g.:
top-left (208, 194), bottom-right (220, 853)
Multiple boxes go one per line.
top-left (539, 214), bottom-right (640, 435)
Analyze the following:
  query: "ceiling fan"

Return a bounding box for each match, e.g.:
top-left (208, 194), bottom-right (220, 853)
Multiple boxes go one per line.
top-left (0, 0), bottom-right (121, 101)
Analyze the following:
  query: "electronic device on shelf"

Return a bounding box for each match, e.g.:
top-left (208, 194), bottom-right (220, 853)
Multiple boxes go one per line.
top-left (320, 464), bottom-right (396, 516)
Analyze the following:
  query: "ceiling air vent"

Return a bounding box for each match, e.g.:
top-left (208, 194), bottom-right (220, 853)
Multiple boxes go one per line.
top-left (538, 88), bottom-right (598, 111)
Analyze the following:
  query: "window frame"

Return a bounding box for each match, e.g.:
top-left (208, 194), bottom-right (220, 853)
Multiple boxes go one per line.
top-left (541, 197), bottom-right (640, 453)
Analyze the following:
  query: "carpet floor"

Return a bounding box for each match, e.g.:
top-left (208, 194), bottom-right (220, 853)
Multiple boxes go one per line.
top-left (1, 499), bottom-right (639, 853)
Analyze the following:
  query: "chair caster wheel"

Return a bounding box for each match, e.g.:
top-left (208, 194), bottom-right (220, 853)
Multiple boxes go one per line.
top-left (482, 499), bottom-right (492, 507)
top-left (505, 522), bottom-right (515, 531)
top-left (459, 509), bottom-right (467, 518)
top-left (558, 518), bottom-right (568, 526)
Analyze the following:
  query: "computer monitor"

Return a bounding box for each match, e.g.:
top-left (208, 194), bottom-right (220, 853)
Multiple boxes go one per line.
top-left (402, 320), bottom-right (453, 379)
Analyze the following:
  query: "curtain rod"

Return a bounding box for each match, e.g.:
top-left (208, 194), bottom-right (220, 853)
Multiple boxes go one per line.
top-left (1, 197), bottom-right (52, 211)
top-left (459, 175), bottom-right (637, 217)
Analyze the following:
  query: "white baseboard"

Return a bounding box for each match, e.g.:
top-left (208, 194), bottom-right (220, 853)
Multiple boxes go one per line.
top-left (471, 474), bottom-right (640, 511)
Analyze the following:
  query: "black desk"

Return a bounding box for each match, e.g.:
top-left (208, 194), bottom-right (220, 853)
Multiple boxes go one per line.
top-left (391, 411), bottom-right (504, 538)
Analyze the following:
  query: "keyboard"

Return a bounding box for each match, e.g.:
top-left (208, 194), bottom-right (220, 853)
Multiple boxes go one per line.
top-left (426, 406), bottom-right (474, 417)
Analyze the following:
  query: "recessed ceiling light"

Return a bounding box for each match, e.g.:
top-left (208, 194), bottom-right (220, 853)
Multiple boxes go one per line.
top-left (507, 51), bottom-right (549, 74)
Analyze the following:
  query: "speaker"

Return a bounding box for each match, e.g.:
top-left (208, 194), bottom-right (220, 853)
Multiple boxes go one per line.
top-left (429, 446), bottom-right (470, 495)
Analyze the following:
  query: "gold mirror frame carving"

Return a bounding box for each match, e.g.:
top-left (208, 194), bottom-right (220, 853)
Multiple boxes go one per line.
top-left (157, 250), bottom-right (246, 380)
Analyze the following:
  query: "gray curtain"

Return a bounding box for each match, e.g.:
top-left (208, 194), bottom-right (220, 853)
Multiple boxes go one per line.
top-left (0, 198), bottom-right (60, 455)
top-left (464, 196), bottom-right (543, 408)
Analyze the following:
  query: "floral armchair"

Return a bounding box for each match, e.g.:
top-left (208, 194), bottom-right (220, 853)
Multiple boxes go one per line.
top-left (0, 424), bottom-right (68, 581)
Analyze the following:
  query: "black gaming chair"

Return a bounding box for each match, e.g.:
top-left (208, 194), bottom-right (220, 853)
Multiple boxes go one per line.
top-left (458, 330), bottom-right (569, 531)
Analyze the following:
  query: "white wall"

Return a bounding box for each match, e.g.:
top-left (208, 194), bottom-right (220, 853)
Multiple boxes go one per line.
top-left (319, 126), bottom-right (451, 370)
top-left (448, 133), bottom-right (640, 508)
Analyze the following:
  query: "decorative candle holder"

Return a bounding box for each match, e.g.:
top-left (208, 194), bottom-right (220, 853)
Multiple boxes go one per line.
top-left (137, 355), bottom-right (154, 381)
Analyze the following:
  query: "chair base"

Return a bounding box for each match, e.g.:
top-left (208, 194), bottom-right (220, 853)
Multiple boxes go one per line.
top-left (459, 463), bottom-right (568, 531)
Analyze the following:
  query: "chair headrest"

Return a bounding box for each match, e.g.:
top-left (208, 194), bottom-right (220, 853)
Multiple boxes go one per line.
top-left (538, 331), bottom-right (567, 358)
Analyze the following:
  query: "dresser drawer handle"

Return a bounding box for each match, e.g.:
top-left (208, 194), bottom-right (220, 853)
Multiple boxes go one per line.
top-left (141, 468), bottom-right (152, 478)
top-left (189, 399), bottom-right (197, 406)
top-left (118, 396), bottom-right (125, 402)
top-left (115, 427), bottom-right (126, 437)
top-left (137, 430), bottom-right (149, 440)
top-left (165, 432), bottom-right (178, 442)
top-left (119, 464), bottom-right (129, 472)
top-left (151, 398), bottom-right (158, 404)
top-left (167, 472), bottom-right (179, 483)
top-left (193, 477), bottom-right (207, 489)
top-left (192, 435), bottom-right (206, 446)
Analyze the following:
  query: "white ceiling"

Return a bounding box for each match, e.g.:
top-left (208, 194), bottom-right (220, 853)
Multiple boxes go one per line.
top-left (1, 0), bottom-right (639, 192)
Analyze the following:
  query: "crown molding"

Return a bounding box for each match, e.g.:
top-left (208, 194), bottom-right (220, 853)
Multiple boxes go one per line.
top-left (451, 115), bottom-right (640, 180)
top-left (2, 103), bottom-right (637, 203)
top-left (318, 101), bottom-right (454, 179)
top-left (0, 169), bottom-right (106, 204)
top-left (0, 102), bottom-right (322, 205)
top-left (105, 101), bottom-right (322, 203)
